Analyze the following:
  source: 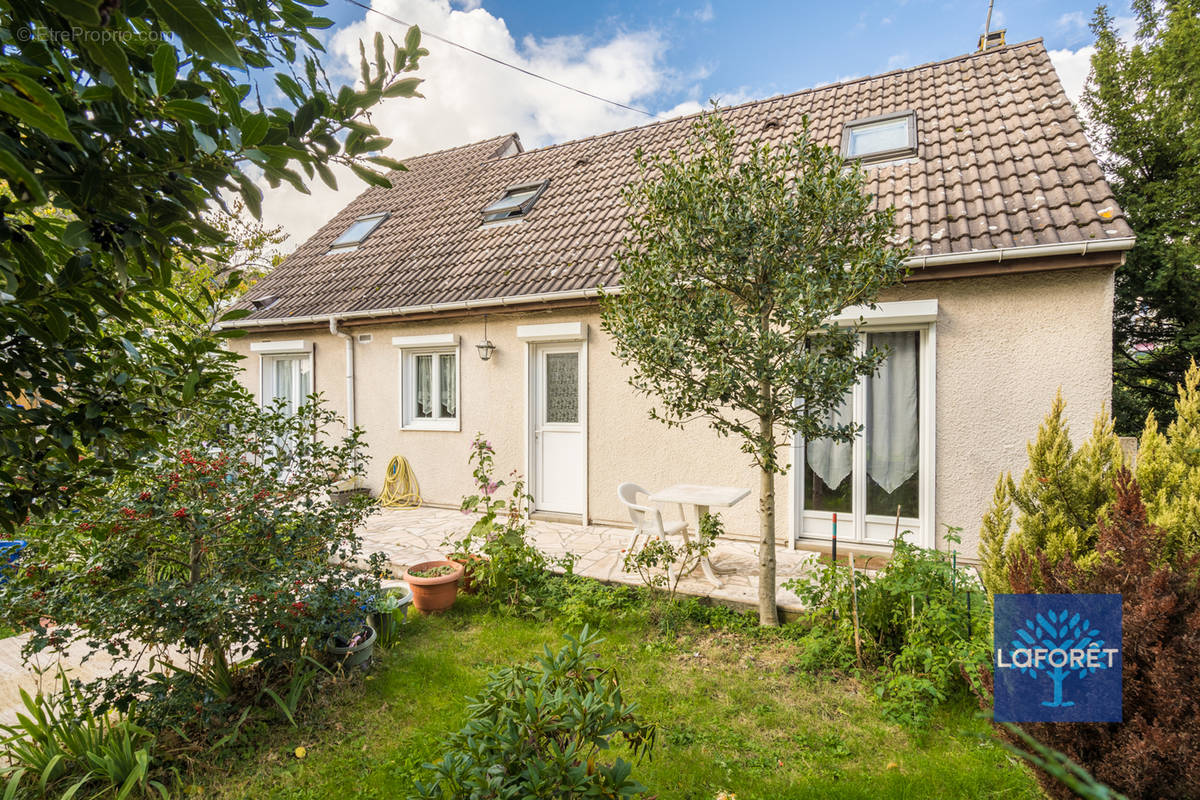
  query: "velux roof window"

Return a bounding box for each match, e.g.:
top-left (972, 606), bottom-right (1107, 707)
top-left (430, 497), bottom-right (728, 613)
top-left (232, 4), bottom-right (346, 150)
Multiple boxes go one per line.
top-left (328, 212), bottom-right (388, 252)
top-left (482, 181), bottom-right (548, 223)
top-left (842, 111), bottom-right (917, 164)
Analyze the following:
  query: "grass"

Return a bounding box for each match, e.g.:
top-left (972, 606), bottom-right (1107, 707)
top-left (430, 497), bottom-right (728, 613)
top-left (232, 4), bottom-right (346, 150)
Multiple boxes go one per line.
top-left (0, 625), bottom-right (15, 640)
top-left (193, 598), bottom-right (1040, 800)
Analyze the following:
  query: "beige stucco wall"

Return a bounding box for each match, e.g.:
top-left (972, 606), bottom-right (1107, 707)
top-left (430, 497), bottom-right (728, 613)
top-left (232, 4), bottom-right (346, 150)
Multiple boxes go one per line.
top-left (228, 265), bottom-right (1115, 559)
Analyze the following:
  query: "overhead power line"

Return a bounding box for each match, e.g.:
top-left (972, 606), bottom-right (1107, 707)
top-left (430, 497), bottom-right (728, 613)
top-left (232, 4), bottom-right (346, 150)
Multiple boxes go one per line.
top-left (340, 0), bottom-right (655, 118)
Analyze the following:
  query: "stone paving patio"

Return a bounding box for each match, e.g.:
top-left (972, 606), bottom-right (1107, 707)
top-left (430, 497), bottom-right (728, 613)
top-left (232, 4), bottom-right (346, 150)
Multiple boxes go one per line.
top-left (359, 505), bottom-right (821, 614)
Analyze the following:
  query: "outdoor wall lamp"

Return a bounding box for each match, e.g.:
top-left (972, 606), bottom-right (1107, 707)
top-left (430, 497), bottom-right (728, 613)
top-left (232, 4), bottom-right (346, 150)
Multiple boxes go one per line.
top-left (476, 315), bottom-right (496, 361)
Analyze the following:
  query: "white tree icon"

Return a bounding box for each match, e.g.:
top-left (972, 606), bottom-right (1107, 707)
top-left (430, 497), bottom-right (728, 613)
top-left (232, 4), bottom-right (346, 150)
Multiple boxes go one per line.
top-left (1010, 609), bottom-right (1110, 708)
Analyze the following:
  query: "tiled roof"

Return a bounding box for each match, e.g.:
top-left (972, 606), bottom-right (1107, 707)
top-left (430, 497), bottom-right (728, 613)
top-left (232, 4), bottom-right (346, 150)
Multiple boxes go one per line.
top-left (237, 39), bottom-right (1132, 323)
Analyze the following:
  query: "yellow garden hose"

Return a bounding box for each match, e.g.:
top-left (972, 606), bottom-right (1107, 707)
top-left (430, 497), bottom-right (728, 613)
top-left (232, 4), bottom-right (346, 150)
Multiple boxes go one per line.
top-left (379, 455), bottom-right (422, 509)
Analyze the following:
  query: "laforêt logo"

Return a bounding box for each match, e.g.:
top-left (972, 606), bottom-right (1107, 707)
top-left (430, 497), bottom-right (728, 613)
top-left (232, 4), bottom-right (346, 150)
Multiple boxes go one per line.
top-left (993, 593), bottom-right (1122, 723)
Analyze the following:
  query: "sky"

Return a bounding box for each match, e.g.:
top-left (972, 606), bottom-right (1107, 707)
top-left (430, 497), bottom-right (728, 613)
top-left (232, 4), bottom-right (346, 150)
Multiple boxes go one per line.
top-left (253, 0), bottom-right (1135, 249)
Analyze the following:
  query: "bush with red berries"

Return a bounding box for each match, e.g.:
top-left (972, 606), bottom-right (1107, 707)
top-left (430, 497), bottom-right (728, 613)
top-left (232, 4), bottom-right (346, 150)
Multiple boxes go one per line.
top-left (0, 389), bottom-right (381, 735)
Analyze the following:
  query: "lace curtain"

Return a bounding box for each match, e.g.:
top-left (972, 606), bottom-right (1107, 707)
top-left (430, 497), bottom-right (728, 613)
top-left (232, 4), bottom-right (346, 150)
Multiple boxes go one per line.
top-left (806, 331), bottom-right (919, 497)
top-left (439, 354), bottom-right (456, 417)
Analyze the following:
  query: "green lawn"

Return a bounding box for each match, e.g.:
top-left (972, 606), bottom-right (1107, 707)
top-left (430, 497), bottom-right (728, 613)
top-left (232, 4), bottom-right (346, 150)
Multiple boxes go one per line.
top-left (0, 625), bottom-right (15, 640)
top-left (196, 600), bottom-right (1040, 800)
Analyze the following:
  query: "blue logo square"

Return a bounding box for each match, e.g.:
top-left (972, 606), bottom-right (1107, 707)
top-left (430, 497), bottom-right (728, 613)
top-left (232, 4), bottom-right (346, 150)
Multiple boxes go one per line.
top-left (993, 594), bottom-right (1122, 723)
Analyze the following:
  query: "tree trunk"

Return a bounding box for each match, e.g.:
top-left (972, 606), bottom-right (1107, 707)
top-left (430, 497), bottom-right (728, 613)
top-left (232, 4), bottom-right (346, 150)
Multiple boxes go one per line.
top-left (757, 408), bottom-right (779, 627)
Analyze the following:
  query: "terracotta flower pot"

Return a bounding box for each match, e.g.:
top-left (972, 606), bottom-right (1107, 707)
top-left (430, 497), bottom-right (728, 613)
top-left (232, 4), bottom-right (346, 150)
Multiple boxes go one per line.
top-left (446, 553), bottom-right (487, 595)
top-left (403, 560), bottom-right (465, 613)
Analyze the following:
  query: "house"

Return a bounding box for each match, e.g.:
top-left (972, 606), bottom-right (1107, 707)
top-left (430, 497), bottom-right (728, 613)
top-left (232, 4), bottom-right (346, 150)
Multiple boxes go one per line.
top-left (224, 38), bottom-right (1133, 561)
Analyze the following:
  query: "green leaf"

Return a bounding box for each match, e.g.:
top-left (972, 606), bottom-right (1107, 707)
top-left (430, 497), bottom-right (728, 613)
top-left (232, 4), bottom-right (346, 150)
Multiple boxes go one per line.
top-left (163, 99), bottom-right (218, 125)
top-left (367, 155), bottom-right (407, 172)
top-left (405, 25), bottom-right (422, 57)
top-left (0, 73), bottom-right (79, 145)
top-left (45, 0), bottom-right (102, 24)
top-left (152, 43), bottom-right (179, 96)
top-left (80, 36), bottom-right (135, 100)
top-left (382, 77), bottom-right (423, 99)
top-left (0, 149), bottom-right (47, 205)
top-left (148, 0), bottom-right (244, 67)
top-left (239, 113), bottom-right (269, 147)
top-left (314, 161), bottom-right (338, 191)
top-left (350, 163), bottom-right (391, 188)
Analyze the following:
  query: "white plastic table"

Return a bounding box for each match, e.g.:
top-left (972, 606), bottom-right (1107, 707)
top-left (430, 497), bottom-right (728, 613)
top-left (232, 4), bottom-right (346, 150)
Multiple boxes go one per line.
top-left (647, 484), bottom-right (751, 588)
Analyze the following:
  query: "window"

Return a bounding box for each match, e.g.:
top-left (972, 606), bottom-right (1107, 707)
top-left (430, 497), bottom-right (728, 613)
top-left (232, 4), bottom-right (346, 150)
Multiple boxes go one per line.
top-left (841, 111), bottom-right (917, 163)
top-left (400, 348), bottom-right (458, 430)
top-left (797, 306), bottom-right (935, 547)
top-left (481, 181), bottom-right (548, 223)
top-left (328, 212), bottom-right (388, 252)
top-left (263, 354), bottom-right (312, 416)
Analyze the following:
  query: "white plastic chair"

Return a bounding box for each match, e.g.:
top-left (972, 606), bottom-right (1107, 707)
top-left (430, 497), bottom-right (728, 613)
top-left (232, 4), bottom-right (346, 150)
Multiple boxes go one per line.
top-left (617, 482), bottom-right (687, 553)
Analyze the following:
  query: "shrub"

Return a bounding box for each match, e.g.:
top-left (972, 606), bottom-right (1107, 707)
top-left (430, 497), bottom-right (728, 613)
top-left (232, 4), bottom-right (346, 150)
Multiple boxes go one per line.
top-left (456, 434), bottom-right (574, 613)
top-left (785, 529), bottom-right (990, 726)
top-left (0, 389), bottom-right (382, 736)
top-left (981, 361), bottom-right (1200, 595)
top-left (411, 627), bottom-right (656, 799)
top-left (985, 471), bottom-right (1200, 799)
top-left (622, 512), bottom-right (722, 606)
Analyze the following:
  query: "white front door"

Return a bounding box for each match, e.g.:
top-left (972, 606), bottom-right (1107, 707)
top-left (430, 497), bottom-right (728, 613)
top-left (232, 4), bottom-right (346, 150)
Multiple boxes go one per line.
top-left (532, 342), bottom-right (584, 514)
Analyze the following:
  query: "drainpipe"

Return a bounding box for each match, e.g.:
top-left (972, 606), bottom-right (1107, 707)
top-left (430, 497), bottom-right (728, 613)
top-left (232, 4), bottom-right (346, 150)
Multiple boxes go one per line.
top-left (329, 316), bottom-right (355, 431)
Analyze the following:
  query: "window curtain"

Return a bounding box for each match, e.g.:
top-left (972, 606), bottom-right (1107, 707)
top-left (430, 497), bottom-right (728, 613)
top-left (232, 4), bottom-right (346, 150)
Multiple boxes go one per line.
top-left (439, 354), bottom-right (456, 417)
top-left (867, 331), bottom-right (919, 494)
top-left (805, 392), bottom-right (854, 491)
top-left (415, 355), bottom-right (432, 417)
top-left (274, 359), bottom-right (295, 414)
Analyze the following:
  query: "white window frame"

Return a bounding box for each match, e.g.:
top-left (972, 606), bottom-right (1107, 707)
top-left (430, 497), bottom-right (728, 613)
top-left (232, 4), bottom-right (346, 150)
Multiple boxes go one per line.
top-left (252, 340), bottom-right (313, 414)
top-left (841, 110), bottom-right (918, 165)
top-left (394, 334), bottom-right (460, 431)
top-left (792, 300), bottom-right (937, 548)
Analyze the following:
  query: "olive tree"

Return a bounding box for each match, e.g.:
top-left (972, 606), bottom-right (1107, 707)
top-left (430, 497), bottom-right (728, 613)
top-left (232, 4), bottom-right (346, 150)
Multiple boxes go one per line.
top-left (601, 113), bottom-right (908, 625)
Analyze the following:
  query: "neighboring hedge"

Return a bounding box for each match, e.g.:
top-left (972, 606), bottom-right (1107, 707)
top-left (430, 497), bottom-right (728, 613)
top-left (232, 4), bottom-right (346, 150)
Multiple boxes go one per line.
top-left (981, 361), bottom-right (1200, 595)
top-left (985, 472), bottom-right (1200, 799)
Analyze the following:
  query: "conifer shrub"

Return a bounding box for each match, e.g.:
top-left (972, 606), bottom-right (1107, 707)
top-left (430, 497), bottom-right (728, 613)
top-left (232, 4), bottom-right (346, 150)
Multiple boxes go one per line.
top-left (984, 471), bottom-right (1200, 800)
top-left (981, 361), bottom-right (1200, 595)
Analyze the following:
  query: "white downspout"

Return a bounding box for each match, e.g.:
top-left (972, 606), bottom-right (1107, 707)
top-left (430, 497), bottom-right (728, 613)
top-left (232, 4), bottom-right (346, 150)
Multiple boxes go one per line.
top-left (329, 316), bottom-right (355, 431)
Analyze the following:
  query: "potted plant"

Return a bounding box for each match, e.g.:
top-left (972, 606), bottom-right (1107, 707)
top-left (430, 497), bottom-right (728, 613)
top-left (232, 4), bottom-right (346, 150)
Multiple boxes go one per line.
top-left (403, 560), bottom-right (464, 613)
top-left (330, 476), bottom-right (371, 506)
top-left (326, 623), bottom-right (377, 669)
top-left (368, 585), bottom-right (413, 647)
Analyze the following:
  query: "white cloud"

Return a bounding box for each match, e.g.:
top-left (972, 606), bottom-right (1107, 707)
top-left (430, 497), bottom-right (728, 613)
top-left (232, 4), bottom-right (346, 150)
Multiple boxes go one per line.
top-left (693, 2), bottom-right (714, 23)
top-left (255, 0), bottom-right (682, 247)
top-left (1049, 13), bottom-right (1137, 108)
top-left (886, 51), bottom-right (910, 70)
top-left (1057, 10), bottom-right (1088, 31)
top-left (1049, 45), bottom-right (1095, 106)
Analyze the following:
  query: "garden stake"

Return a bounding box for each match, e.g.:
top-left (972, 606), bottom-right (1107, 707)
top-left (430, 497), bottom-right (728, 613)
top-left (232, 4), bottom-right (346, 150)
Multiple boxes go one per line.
top-left (893, 505), bottom-right (901, 546)
top-left (849, 554), bottom-right (863, 667)
top-left (966, 590), bottom-right (972, 639)
top-left (831, 512), bottom-right (837, 565)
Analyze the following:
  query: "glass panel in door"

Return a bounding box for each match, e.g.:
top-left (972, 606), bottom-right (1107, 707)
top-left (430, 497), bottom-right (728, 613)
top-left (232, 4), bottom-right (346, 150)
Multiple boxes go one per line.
top-left (544, 352), bottom-right (579, 424)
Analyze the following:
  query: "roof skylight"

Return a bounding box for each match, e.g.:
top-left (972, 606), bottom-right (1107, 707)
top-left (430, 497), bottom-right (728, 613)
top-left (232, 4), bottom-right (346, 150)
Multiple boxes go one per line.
top-left (329, 212), bottom-right (388, 252)
top-left (842, 111), bottom-right (917, 164)
top-left (482, 181), bottom-right (548, 223)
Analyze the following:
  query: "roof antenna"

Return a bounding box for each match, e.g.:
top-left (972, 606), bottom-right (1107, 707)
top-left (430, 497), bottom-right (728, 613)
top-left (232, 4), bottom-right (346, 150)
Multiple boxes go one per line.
top-left (978, 0), bottom-right (1006, 52)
